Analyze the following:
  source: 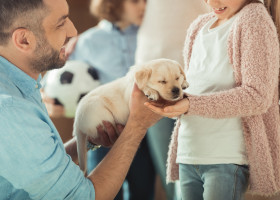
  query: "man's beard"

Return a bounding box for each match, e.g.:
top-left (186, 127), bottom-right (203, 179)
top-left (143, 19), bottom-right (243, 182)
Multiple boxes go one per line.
top-left (30, 35), bottom-right (66, 74)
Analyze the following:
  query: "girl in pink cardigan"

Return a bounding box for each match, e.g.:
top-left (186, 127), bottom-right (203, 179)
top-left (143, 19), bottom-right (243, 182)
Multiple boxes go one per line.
top-left (145, 0), bottom-right (280, 199)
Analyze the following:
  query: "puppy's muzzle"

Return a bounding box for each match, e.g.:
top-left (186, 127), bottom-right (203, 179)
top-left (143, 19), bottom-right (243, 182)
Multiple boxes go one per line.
top-left (172, 87), bottom-right (180, 98)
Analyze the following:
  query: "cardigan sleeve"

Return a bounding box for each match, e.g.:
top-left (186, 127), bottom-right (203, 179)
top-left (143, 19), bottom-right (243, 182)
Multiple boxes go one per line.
top-left (186, 5), bottom-right (280, 118)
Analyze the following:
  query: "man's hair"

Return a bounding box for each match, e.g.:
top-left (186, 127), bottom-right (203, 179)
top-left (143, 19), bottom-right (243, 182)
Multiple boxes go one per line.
top-left (90, 0), bottom-right (125, 23)
top-left (0, 0), bottom-right (46, 45)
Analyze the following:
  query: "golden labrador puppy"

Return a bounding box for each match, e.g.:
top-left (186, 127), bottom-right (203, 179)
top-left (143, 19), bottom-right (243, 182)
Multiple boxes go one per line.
top-left (74, 58), bottom-right (188, 174)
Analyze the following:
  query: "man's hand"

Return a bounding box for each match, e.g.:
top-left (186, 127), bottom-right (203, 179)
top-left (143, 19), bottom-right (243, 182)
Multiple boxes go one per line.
top-left (65, 36), bottom-right (78, 59)
top-left (128, 84), bottom-right (162, 131)
top-left (144, 96), bottom-right (190, 118)
top-left (65, 121), bottom-right (124, 163)
top-left (88, 121), bottom-right (124, 147)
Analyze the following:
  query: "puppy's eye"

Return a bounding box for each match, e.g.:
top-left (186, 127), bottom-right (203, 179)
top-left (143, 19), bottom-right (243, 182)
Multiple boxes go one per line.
top-left (159, 80), bottom-right (167, 84)
top-left (176, 77), bottom-right (179, 81)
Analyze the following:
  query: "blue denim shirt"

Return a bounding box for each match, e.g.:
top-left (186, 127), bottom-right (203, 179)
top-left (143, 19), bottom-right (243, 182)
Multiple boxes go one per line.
top-left (0, 56), bottom-right (95, 199)
top-left (69, 20), bottom-right (138, 84)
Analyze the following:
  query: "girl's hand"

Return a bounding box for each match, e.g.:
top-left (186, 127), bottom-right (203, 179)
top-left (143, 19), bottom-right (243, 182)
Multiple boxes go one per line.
top-left (144, 97), bottom-right (190, 118)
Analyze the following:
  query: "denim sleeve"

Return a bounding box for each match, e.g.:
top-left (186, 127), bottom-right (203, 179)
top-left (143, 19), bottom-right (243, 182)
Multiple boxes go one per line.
top-left (0, 103), bottom-right (95, 200)
top-left (68, 33), bottom-right (97, 62)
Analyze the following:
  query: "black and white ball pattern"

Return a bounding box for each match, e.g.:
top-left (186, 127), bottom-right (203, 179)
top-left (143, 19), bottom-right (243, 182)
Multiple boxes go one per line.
top-left (44, 60), bottom-right (100, 118)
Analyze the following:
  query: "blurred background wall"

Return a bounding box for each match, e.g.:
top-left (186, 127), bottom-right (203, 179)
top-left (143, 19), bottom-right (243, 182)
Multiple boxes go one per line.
top-left (69, 0), bottom-right (98, 34)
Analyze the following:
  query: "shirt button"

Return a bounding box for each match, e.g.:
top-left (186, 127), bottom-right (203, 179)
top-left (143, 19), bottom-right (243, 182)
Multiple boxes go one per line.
top-left (35, 84), bottom-right (38, 89)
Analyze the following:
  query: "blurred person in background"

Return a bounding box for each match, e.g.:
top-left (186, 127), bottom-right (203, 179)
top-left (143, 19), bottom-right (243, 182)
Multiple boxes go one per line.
top-left (135, 0), bottom-right (209, 199)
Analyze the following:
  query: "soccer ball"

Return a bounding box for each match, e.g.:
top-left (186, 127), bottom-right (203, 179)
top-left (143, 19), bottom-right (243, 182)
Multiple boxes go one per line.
top-left (43, 60), bottom-right (100, 118)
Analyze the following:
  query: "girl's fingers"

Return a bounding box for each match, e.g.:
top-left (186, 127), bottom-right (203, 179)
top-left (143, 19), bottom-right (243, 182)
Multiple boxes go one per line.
top-left (144, 102), bottom-right (182, 118)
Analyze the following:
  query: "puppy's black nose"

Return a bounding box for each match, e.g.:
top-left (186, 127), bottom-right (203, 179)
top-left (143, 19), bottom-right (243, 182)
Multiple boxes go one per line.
top-left (172, 87), bottom-right (180, 95)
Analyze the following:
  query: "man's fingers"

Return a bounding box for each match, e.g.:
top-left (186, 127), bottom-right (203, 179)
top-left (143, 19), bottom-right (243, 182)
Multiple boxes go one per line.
top-left (95, 122), bottom-right (122, 147)
top-left (144, 102), bottom-right (182, 118)
top-left (96, 124), bottom-right (111, 147)
top-left (116, 124), bottom-right (125, 135)
top-left (102, 121), bottom-right (118, 144)
top-left (96, 124), bottom-right (105, 135)
top-left (100, 131), bottom-right (112, 147)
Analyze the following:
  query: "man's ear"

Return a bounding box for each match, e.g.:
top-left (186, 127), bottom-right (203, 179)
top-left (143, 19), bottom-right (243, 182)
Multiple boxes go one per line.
top-left (11, 29), bottom-right (36, 53)
top-left (134, 67), bottom-right (152, 90)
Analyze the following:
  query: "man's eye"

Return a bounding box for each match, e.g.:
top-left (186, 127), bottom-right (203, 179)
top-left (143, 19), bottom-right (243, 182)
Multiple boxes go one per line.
top-left (57, 22), bottom-right (66, 28)
top-left (176, 77), bottom-right (179, 80)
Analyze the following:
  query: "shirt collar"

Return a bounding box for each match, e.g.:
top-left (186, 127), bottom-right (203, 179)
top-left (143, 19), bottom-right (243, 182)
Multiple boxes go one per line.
top-left (98, 19), bottom-right (139, 34)
top-left (0, 56), bottom-right (42, 96)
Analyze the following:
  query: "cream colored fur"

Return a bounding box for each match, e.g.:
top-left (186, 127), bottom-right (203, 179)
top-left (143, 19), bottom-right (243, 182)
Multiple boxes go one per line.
top-left (73, 58), bottom-right (188, 174)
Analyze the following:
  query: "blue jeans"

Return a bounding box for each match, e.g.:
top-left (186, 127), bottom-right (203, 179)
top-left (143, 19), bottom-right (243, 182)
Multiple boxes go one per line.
top-left (179, 164), bottom-right (249, 200)
top-left (147, 118), bottom-right (177, 200)
top-left (87, 136), bottom-right (155, 200)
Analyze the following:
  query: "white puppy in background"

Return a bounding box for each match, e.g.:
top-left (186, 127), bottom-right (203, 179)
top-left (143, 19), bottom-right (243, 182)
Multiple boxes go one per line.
top-left (73, 58), bottom-right (188, 174)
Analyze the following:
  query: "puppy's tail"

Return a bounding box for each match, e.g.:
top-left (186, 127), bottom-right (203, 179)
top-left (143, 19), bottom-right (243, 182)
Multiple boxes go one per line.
top-left (75, 129), bottom-right (88, 176)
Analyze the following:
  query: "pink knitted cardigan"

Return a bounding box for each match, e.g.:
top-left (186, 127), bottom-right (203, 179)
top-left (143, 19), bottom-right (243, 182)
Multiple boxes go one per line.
top-left (166, 3), bottom-right (280, 196)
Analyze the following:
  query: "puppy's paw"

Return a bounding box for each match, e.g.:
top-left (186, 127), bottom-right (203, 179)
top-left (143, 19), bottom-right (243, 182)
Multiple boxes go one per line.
top-left (143, 88), bottom-right (159, 101)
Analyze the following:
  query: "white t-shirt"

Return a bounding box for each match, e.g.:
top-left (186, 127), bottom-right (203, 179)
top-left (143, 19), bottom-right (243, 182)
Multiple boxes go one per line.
top-left (177, 15), bottom-right (248, 165)
top-left (135, 0), bottom-right (209, 65)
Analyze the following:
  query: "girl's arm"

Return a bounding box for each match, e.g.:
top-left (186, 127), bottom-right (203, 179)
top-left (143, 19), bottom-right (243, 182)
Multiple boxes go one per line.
top-left (186, 11), bottom-right (279, 119)
top-left (146, 7), bottom-right (279, 119)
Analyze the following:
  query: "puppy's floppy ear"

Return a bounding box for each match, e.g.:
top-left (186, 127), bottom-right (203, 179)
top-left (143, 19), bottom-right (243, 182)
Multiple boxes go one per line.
top-left (178, 64), bottom-right (186, 80)
top-left (134, 68), bottom-right (152, 90)
top-left (178, 64), bottom-right (189, 89)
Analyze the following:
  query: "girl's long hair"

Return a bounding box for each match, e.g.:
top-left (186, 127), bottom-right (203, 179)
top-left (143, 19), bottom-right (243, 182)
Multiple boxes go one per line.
top-left (264, 0), bottom-right (280, 40)
top-left (249, 1), bottom-right (279, 38)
